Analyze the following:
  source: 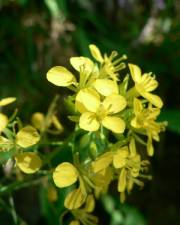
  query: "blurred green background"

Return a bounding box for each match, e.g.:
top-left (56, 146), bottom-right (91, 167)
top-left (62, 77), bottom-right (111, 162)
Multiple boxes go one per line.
top-left (0, 0), bottom-right (180, 225)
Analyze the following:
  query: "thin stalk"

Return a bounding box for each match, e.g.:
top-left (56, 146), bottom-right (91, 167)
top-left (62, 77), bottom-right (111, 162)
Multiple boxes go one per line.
top-left (9, 195), bottom-right (18, 225)
top-left (0, 175), bottom-right (47, 196)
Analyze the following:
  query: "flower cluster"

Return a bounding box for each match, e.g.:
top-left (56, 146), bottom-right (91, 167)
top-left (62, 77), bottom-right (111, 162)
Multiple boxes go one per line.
top-left (0, 95), bottom-right (64, 175)
top-left (0, 112), bottom-right (42, 174)
top-left (0, 45), bottom-right (166, 225)
top-left (46, 45), bottom-right (166, 224)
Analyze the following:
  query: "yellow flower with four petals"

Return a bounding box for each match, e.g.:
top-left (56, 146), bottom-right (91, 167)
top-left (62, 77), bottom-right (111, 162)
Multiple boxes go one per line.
top-left (75, 88), bottom-right (127, 133)
top-left (128, 64), bottom-right (163, 108)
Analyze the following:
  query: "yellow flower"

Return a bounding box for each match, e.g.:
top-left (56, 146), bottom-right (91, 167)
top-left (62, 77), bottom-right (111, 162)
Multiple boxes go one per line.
top-left (89, 44), bottom-right (127, 81)
top-left (69, 195), bottom-right (98, 225)
top-left (65, 187), bottom-right (86, 210)
top-left (47, 58), bottom-right (97, 91)
top-left (16, 125), bottom-right (40, 148)
top-left (92, 145), bottom-right (138, 175)
top-left (53, 162), bottom-right (87, 209)
top-left (76, 88), bottom-right (127, 133)
top-left (114, 149), bottom-right (141, 190)
top-left (131, 98), bottom-right (161, 128)
top-left (15, 152), bottom-right (42, 174)
top-left (47, 66), bottom-right (77, 87)
top-left (131, 98), bottom-right (166, 156)
top-left (128, 64), bottom-right (163, 108)
top-left (92, 140), bottom-right (148, 203)
top-left (112, 146), bottom-right (149, 203)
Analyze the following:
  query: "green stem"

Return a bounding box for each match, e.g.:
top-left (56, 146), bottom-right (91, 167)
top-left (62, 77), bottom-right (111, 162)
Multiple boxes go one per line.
top-left (9, 195), bottom-right (18, 225)
top-left (38, 141), bottom-right (64, 147)
top-left (42, 128), bottom-right (82, 165)
top-left (0, 175), bottom-right (47, 196)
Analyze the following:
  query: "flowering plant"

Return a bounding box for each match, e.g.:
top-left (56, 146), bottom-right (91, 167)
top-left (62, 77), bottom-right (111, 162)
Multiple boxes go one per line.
top-left (0, 45), bottom-right (166, 225)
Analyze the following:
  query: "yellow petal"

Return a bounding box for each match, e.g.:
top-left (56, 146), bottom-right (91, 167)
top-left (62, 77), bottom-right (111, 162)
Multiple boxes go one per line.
top-left (102, 116), bottom-right (125, 133)
top-left (0, 113), bottom-right (8, 132)
top-left (47, 66), bottom-right (76, 87)
top-left (130, 154), bottom-right (141, 177)
top-left (70, 221), bottom-right (80, 225)
top-left (75, 99), bottom-right (87, 114)
top-left (113, 146), bottom-right (129, 168)
top-left (118, 168), bottom-right (127, 192)
top-left (103, 94), bottom-right (127, 114)
top-left (79, 112), bottom-right (100, 132)
top-left (64, 188), bottom-right (86, 209)
top-left (0, 97), bottom-right (16, 107)
top-left (128, 64), bottom-right (142, 83)
top-left (70, 57), bottom-right (94, 73)
top-left (89, 44), bottom-right (104, 63)
top-left (131, 168), bottom-right (140, 177)
top-left (15, 152), bottom-right (42, 174)
top-left (84, 194), bottom-right (95, 212)
top-left (16, 126), bottom-right (40, 148)
top-left (94, 79), bottom-right (118, 96)
top-left (140, 73), bottom-right (158, 92)
top-left (147, 107), bottom-right (160, 119)
top-left (147, 135), bottom-right (154, 156)
top-left (53, 162), bottom-right (78, 188)
top-left (129, 138), bottom-right (136, 157)
top-left (31, 112), bottom-right (45, 130)
top-left (130, 117), bottom-right (141, 129)
top-left (141, 92), bottom-right (163, 108)
top-left (76, 88), bottom-right (100, 113)
top-left (92, 151), bottom-right (113, 173)
top-left (127, 177), bottom-right (134, 192)
top-left (93, 167), bottom-right (113, 197)
top-left (133, 98), bottom-right (143, 116)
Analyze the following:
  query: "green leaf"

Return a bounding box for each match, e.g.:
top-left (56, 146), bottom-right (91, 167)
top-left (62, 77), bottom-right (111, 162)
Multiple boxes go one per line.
top-left (102, 195), bottom-right (147, 225)
top-left (120, 205), bottom-right (146, 225)
top-left (159, 109), bottom-right (180, 134)
top-left (73, 27), bottom-right (91, 56)
top-left (39, 183), bottom-right (69, 225)
top-left (0, 149), bottom-right (14, 164)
